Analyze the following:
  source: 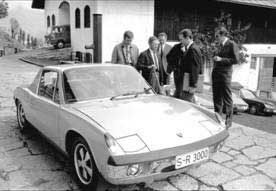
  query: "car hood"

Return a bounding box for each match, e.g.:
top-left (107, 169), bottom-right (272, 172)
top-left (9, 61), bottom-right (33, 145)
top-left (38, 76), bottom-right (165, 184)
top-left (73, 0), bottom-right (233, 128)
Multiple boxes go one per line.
top-left (233, 96), bottom-right (248, 105)
top-left (71, 95), bottom-right (224, 151)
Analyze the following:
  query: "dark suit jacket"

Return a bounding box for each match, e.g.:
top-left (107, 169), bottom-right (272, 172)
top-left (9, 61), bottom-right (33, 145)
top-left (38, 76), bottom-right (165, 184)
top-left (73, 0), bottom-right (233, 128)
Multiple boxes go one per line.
top-left (181, 43), bottom-right (202, 88)
top-left (213, 39), bottom-right (239, 83)
top-left (111, 42), bottom-right (139, 66)
top-left (166, 43), bottom-right (184, 75)
top-left (136, 49), bottom-right (160, 81)
top-left (136, 49), bottom-right (162, 93)
top-left (166, 43), bottom-right (185, 96)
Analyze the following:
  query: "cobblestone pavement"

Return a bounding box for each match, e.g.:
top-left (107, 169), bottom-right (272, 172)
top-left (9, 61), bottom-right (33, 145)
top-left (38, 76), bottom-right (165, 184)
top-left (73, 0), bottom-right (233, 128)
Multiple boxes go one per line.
top-left (0, 53), bottom-right (276, 190)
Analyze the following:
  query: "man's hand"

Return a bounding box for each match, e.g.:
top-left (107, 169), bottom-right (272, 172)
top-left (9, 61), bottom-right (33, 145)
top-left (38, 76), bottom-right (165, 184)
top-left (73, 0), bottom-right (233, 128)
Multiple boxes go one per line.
top-left (213, 56), bottom-right (222, 62)
top-left (148, 65), bottom-right (157, 70)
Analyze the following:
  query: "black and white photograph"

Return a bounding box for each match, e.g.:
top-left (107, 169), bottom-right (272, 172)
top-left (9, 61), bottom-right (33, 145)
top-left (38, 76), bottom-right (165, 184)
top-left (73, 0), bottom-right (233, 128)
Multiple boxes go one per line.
top-left (0, 0), bottom-right (276, 190)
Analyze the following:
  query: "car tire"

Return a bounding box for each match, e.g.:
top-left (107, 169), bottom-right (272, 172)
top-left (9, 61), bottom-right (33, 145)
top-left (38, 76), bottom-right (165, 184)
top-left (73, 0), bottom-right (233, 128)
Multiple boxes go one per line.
top-left (249, 105), bottom-right (257, 115)
top-left (57, 41), bottom-right (65, 49)
top-left (71, 137), bottom-right (99, 190)
top-left (16, 100), bottom-right (29, 132)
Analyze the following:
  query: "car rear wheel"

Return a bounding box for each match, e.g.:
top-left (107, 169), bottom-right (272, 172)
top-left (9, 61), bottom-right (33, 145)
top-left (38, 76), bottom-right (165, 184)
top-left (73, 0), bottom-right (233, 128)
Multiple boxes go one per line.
top-left (16, 101), bottom-right (29, 132)
top-left (249, 105), bottom-right (257, 115)
top-left (71, 137), bottom-right (99, 190)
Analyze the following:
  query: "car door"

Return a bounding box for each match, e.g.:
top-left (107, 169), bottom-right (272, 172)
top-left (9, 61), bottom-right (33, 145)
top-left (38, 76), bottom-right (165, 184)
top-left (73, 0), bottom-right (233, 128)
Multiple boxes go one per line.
top-left (30, 69), bottom-right (60, 146)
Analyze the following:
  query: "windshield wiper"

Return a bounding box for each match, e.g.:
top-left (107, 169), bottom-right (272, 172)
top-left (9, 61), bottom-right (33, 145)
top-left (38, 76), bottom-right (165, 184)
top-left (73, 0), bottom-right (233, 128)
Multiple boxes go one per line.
top-left (110, 87), bottom-right (152, 100)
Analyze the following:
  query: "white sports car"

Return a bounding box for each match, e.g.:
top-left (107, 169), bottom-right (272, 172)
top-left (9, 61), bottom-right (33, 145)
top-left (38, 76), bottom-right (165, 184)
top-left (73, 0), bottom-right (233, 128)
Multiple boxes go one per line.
top-left (14, 64), bottom-right (228, 189)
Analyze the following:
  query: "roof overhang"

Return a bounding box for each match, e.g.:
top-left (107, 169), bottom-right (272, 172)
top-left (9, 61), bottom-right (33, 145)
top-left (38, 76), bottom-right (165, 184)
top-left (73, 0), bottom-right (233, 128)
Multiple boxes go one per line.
top-left (216, 0), bottom-right (276, 10)
top-left (31, 0), bottom-right (45, 9)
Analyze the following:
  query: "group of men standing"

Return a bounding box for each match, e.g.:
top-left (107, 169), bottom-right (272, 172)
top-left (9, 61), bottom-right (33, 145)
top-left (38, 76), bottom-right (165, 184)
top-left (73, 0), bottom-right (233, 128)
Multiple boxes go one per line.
top-left (111, 27), bottom-right (239, 129)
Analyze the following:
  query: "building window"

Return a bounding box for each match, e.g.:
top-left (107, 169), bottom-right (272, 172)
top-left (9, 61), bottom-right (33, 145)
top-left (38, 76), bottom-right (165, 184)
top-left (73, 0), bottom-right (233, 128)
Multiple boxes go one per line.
top-left (75, 8), bottom-right (81, 28)
top-left (47, 16), bottom-right (50, 27)
top-left (250, 57), bottom-right (257, 69)
top-left (84, 6), bottom-right (90, 28)
top-left (52, 14), bottom-right (55, 26)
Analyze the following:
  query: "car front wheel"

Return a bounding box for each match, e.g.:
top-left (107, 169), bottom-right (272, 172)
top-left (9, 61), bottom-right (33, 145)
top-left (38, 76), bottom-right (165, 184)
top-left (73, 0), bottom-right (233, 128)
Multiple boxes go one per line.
top-left (16, 101), bottom-right (29, 132)
top-left (72, 137), bottom-right (99, 190)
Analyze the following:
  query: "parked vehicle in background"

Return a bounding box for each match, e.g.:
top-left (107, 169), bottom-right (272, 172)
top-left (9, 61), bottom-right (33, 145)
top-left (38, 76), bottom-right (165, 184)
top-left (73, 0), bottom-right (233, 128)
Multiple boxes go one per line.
top-left (232, 92), bottom-right (248, 114)
top-left (258, 91), bottom-right (276, 114)
top-left (46, 25), bottom-right (71, 49)
top-left (239, 89), bottom-right (275, 116)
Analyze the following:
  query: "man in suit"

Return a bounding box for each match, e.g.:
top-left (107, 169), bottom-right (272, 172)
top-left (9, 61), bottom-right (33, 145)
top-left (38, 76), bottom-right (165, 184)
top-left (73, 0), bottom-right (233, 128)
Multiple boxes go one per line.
top-left (166, 34), bottom-right (186, 99)
top-left (179, 29), bottom-right (202, 103)
top-left (136, 36), bottom-right (162, 94)
top-left (167, 29), bottom-right (202, 102)
top-left (111, 30), bottom-right (139, 67)
top-left (158, 32), bottom-right (172, 86)
top-left (212, 26), bottom-right (239, 129)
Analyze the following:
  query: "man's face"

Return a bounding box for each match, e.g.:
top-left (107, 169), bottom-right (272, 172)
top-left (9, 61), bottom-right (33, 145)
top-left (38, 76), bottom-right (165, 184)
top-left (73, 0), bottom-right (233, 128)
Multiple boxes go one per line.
top-left (149, 39), bottom-right (160, 51)
top-left (215, 32), bottom-right (223, 44)
top-left (178, 34), bottom-right (188, 46)
top-left (123, 37), bottom-right (132, 46)
top-left (158, 35), bottom-right (167, 45)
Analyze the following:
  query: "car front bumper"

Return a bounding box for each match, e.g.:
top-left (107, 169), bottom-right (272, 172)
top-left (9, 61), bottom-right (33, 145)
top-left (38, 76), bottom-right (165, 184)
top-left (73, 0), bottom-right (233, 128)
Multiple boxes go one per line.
top-left (104, 130), bottom-right (229, 185)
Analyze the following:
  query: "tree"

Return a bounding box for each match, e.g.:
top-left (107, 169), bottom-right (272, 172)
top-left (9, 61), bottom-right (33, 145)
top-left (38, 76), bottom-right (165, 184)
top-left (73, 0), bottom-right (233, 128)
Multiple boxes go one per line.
top-left (27, 34), bottom-right (30, 48)
top-left (18, 28), bottom-right (22, 43)
top-left (22, 30), bottom-right (25, 45)
top-left (30, 36), bottom-right (34, 48)
top-left (0, 0), bottom-right (8, 19)
top-left (33, 38), bottom-right (38, 48)
top-left (10, 17), bottom-right (20, 39)
top-left (193, 10), bottom-right (251, 66)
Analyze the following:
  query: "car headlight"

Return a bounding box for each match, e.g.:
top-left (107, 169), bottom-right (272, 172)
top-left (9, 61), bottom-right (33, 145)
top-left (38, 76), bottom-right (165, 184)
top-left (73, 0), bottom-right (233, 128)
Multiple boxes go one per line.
top-left (105, 134), bottom-right (149, 155)
top-left (116, 134), bottom-right (149, 154)
top-left (104, 133), bottom-right (125, 155)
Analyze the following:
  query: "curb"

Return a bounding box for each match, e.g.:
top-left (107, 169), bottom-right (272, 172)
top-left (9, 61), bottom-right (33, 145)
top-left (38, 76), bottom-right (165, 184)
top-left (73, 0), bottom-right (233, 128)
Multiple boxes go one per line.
top-left (19, 58), bottom-right (44, 67)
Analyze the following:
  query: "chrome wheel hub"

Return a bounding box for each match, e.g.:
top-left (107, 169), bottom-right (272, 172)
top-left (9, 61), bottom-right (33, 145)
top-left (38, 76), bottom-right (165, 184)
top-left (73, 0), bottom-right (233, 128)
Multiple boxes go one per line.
top-left (18, 104), bottom-right (25, 129)
top-left (74, 144), bottom-right (93, 185)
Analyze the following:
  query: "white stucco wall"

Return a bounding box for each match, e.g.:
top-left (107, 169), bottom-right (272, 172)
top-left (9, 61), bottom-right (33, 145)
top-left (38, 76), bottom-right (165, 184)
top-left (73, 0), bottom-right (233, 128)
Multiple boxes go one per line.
top-left (44, 0), bottom-right (60, 33)
top-left (232, 44), bottom-right (276, 91)
top-left (96, 0), bottom-right (154, 62)
top-left (69, 1), bottom-right (95, 55)
top-left (43, 0), bottom-right (154, 62)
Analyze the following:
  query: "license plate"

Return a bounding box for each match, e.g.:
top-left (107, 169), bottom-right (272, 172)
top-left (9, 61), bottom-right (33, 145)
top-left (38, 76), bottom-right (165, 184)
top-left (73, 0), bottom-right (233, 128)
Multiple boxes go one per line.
top-left (175, 147), bottom-right (209, 169)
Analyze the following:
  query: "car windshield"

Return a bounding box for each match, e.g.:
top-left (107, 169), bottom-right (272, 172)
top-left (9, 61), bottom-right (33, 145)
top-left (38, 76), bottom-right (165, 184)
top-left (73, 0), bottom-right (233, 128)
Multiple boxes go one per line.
top-left (241, 89), bottom-right (256, 99)
top-left (63, 66), bottom-right (153, 102)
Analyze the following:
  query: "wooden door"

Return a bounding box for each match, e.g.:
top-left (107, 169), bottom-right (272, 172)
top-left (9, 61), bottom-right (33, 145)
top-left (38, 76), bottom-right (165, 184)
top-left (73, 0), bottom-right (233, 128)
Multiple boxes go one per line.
top-left (258, 57), bottom-right (274, 91)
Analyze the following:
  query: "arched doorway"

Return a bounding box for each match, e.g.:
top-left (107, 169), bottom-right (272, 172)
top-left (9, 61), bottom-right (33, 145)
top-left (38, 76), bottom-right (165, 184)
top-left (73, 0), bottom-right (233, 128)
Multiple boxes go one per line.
top-left (59, 1), bottom-right (70, 25)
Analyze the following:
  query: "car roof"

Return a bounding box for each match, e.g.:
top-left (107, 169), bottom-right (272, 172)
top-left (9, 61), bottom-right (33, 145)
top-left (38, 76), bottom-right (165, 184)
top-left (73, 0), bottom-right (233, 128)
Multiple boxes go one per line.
top-left (43, 63), bottom-right (132, 72)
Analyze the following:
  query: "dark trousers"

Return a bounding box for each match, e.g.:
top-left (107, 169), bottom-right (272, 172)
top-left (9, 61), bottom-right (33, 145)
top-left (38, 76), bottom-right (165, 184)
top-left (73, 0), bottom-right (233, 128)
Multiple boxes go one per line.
top-left (173, 70), bottom-right (182, 98)
top-left (212, 70), bottom-right (233, 127)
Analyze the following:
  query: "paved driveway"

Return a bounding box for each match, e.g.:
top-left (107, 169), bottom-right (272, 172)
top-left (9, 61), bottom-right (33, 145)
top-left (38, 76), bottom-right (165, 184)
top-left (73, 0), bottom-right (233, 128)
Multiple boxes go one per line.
top-left (0, 53), bottom-right (276, 190)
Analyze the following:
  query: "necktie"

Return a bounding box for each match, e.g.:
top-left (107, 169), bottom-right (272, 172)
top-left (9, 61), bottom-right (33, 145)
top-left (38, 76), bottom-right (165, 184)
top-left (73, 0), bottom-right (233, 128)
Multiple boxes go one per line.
top-left (160, 46), bottom-right (163, 59)
top-left (125, 46), bottom-right (131, 64)
top-left (153, 52), bottom-right (159, 71)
